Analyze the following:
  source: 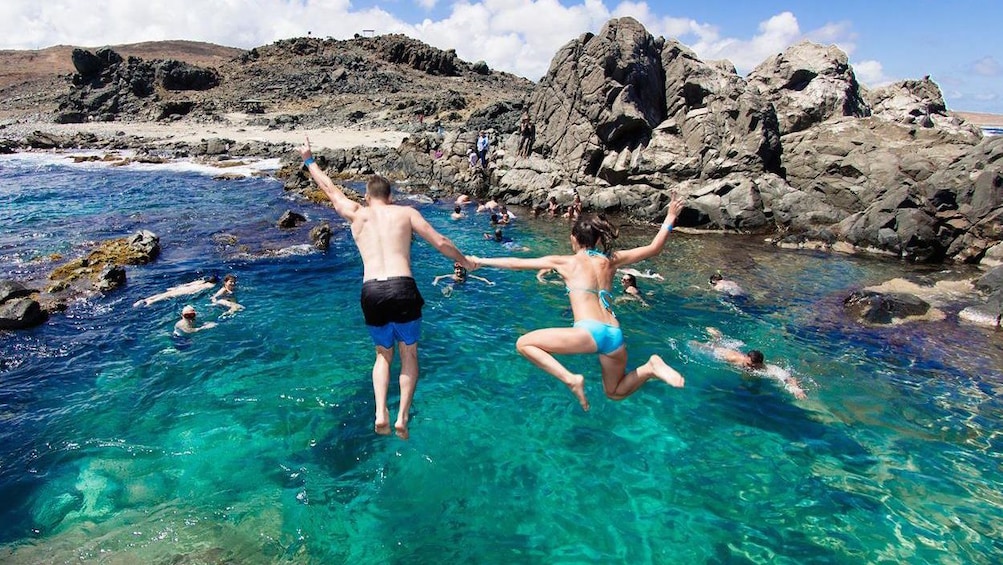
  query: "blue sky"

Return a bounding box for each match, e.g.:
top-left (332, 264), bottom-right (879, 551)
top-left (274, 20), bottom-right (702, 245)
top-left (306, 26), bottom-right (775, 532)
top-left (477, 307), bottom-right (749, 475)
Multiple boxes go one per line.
top-left (3, 0), bottom-right (1000, 113)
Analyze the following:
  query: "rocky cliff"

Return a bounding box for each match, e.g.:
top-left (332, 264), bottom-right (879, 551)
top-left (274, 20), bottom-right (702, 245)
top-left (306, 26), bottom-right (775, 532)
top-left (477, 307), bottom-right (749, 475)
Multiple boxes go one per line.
top-left (2, 18), bottom-right (1001, 266)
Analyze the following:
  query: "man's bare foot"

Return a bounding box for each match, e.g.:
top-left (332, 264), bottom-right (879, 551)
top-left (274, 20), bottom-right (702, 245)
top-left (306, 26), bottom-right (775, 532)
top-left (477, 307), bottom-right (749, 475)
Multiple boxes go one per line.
top-left (394, 416), bottom-right (410, 440)
top-left (646, 355), bottom-right (685, 387)
top-left (374, 408), bottom-right (391, 435)
top-left (567, 374), bottom-right (590, 411)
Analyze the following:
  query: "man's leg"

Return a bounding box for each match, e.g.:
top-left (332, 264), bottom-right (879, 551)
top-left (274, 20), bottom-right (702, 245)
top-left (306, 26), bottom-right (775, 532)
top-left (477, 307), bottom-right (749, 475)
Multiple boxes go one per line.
top-left (396, 341), bottom-right (419, 440)
top-left (372, 345), bottom-right (394, 435)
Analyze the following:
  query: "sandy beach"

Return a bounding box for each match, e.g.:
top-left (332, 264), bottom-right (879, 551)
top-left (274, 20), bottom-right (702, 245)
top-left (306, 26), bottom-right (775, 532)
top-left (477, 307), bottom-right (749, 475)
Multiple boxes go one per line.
top-left (7, 112), bottom-right (411, 151)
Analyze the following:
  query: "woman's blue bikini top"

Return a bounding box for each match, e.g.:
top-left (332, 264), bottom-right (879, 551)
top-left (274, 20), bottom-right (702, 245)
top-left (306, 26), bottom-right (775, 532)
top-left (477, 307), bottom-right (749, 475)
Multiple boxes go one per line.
top-left (566, 249), bottom-right (615, 316)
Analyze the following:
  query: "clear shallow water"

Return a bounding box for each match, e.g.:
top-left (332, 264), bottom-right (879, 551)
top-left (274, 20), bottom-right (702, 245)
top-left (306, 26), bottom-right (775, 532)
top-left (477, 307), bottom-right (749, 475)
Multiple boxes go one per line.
top-left (1, 153), bottom-right (1003, 563)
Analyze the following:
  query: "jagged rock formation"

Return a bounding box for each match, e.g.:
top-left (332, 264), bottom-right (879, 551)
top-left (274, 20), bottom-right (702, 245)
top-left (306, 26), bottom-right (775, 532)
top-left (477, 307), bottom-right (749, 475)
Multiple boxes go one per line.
top-left (57, 47), bottom-right (221, 123)
top-left (482, 17), bottom-right (996, 265)
top-left (3, 20), bottom-right (1000, 266)
top-left (747, 40), bottom-right (870, 135)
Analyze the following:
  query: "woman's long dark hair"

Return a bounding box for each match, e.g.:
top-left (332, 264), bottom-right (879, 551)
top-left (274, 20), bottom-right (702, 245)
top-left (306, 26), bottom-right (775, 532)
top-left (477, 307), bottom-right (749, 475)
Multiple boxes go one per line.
top-left (571, 213), bottom-right (619, 255)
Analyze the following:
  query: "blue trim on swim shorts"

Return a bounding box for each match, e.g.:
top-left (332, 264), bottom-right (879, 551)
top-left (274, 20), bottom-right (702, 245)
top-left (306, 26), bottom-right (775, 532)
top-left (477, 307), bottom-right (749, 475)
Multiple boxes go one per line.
top-left (574, 319), bottom-right (624, 355)
top-left (367, 318), bottom-right (422, 348)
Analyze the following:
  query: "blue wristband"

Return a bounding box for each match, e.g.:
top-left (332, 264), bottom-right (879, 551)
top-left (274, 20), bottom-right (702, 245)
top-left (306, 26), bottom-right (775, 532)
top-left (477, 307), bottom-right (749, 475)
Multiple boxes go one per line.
top-left (303, 157), bottom-right (315, 167)
top-left (662, 223), bottom-right (673, 232)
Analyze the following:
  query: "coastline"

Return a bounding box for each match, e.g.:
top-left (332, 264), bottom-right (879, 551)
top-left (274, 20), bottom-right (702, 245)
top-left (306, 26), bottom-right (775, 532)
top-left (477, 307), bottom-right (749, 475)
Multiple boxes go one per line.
top-left (0, 112), bottom-right (411, 152)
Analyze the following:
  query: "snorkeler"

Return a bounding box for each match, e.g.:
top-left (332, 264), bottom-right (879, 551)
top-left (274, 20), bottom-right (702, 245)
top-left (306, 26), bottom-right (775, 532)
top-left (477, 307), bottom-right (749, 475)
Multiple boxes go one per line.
top-left (468, 193), bottom-right (687, 411)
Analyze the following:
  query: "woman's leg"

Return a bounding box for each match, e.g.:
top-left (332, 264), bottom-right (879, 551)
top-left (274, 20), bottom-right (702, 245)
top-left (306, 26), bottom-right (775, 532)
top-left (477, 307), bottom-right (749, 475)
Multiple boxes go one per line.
top-left (516, 327), bottom-right (596, 411)
top-left (600, 348), bottom-right (685, 400)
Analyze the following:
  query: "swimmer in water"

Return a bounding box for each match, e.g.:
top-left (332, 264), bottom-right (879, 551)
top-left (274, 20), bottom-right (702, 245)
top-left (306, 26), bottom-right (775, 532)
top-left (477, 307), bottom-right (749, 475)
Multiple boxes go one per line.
top-left (134, 275), bottom-right (218, 307)
top-left (210, 274), bottom-right (244, 316)
top-left (173, 305), bottom-right (217, 336)
top-left (695, 327), bottom-right (806, 399)
top-left (432, 262), bottom-right (494, 288)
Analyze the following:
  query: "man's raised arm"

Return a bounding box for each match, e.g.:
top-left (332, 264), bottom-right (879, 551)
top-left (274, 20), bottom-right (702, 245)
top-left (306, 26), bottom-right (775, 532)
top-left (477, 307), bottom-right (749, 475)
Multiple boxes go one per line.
top-left (298, 137), bottom-right (360, 219)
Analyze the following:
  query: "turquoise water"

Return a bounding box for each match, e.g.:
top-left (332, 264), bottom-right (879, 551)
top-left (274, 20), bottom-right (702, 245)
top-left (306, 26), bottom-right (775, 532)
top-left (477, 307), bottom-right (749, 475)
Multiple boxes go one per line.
top-left (2, 153), bottom-right (1003, 563)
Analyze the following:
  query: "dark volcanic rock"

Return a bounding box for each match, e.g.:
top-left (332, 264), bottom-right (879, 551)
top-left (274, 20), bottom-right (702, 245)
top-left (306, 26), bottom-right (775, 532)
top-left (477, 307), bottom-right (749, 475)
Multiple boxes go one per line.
top-left (0, 298), bottom-right (48, 330)
top-left (843, 290), bottom-right (931, 325)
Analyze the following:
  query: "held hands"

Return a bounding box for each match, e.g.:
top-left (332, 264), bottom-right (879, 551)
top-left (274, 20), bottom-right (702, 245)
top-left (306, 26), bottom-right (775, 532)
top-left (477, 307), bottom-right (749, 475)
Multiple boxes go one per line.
top-left (465, 255), bottom-right (481, 271)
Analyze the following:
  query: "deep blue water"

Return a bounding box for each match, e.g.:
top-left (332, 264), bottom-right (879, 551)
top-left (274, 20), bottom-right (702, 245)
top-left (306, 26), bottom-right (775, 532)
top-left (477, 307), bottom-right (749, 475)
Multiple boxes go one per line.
top-left (2, 151), bottom-right (1003, 563)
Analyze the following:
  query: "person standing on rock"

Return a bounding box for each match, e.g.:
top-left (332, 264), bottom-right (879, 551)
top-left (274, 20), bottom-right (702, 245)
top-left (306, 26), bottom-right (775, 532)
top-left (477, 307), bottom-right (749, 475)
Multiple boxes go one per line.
top-left (476, 131), bottom-right (490, 168)
top-left (518, 113), bottom-right (536, 157)
top-left (299, 137), bottom-right (473, 440)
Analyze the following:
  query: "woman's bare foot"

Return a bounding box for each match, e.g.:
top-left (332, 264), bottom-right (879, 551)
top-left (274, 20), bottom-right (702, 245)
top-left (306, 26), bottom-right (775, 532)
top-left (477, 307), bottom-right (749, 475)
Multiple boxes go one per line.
top-left (645, 355), bottom-right (685, 387)
top-left (374, 408), bottom-right (391, 435)
top-left (567, 374), bottom-right (590, 411)
top-left (394, 415), bottom-right (410, 440)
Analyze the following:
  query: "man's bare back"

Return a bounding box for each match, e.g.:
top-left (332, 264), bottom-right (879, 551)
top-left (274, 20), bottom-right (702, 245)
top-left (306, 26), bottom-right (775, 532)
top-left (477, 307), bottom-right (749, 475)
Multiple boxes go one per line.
top-left (350, 204), bottom-right (418, 280)
top-left (299, 136), bottom-right (472, 440)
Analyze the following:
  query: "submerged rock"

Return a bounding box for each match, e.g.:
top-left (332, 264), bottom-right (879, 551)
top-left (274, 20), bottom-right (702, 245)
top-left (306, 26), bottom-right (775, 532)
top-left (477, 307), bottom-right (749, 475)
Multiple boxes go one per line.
top-left (843, 290), bottom-right (933, 325)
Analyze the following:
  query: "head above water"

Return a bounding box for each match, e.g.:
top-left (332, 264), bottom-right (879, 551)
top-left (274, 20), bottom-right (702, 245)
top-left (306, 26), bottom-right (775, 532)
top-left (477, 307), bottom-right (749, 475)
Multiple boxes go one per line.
top-left (747, 350), bottom-right (765, 368)
top-left (182, 305), bottom-right (197, 318)
top-left (621, 273), bottom-right (637, 287)
top-left (223, 274), bottom-right (236, 286)
top-left (494, 228), bottom-right (503, 241)
top-left (365, 175), bottom-right (392, 202)
top-left (709, 273), bottom-right (723, 285)
top-left (453, 262), bottom-right (468, 280)
top-left (571, 213), bottom-right (618, 255)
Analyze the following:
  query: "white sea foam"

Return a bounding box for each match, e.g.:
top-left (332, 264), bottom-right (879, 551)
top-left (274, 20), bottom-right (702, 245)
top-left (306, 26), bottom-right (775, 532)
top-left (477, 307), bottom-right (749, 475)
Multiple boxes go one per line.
top-left (0, 151), bottom-right (282, 179)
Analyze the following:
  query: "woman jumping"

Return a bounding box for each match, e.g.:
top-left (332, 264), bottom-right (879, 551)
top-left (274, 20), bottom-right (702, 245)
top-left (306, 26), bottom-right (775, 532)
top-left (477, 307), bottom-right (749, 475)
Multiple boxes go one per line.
top-left (470, 194), bottom-right (686, 411)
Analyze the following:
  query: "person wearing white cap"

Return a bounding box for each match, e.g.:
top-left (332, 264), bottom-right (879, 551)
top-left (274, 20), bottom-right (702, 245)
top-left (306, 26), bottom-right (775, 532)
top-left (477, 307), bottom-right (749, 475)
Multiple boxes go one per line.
top-left (173, 305), bottom-right (217, 336)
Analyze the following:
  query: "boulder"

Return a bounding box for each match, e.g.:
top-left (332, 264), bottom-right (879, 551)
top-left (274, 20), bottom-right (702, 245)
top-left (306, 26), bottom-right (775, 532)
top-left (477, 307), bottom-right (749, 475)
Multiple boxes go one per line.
top-left (975, 265), bottom-right (1003, 294)
top-left (843, 290), bottom-right (931, 325)
top-left (310, 222), bottom-right (332, 250)
top-left (277, 210), bottom-right (307, 229)
top-left (529, 17), bottom-right (666, 178)
top-left (0, 298), bottom-right (48, 330)
top-left (0, 280), bottom-right (35, 303)
top-left (70, 48), bottom-right (104, 78)
top-left (156, 60), bottom-right (220, 91)
top-left (127, 230), bottom-right (161, 263)
top-left (747, 40), bottom-right (870, 135)
top-left (96, 265), bottom-right (127, 291)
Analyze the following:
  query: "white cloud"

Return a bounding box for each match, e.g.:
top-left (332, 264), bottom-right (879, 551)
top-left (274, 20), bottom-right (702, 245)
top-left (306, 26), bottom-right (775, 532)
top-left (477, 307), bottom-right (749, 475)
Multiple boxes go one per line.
top-left (688, 12), bottom-right (802, 71)
top-left (0, 1), bottom-right (877, 86)
top-left (972, 56), bottom-right (1001, 77)
top-left (853, 59), bottom-right (893, 88)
